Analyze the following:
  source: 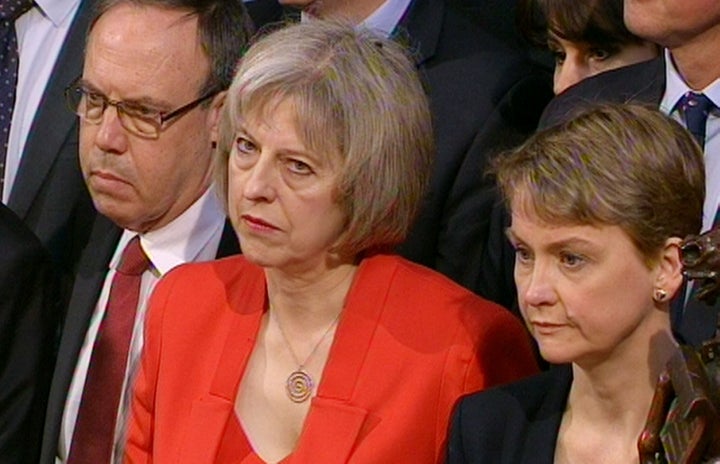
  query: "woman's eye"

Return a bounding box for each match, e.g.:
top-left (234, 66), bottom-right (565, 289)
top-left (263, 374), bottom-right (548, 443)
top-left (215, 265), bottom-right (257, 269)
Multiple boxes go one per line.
top-left (547, 41), bottom-right (565, 64)
top-left (514, 245), bottom-right (533, 265)
top-left (560, 251), bottom-right (585, 269)
top-left (287, 159), bottom-right (312, 175)
top-left (589, 47), bottom-right (611, 61)
top-left (235, 136), bottom-right (256, 155)
top-left (551, 50), bottom-right (566, 65)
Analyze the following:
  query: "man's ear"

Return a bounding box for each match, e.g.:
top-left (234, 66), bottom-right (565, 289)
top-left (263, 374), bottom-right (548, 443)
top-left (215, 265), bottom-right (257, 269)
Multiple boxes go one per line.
top-left (654, 237), bottom-right (684, 302)
top-left (208, 90), bottom-right (227, 145)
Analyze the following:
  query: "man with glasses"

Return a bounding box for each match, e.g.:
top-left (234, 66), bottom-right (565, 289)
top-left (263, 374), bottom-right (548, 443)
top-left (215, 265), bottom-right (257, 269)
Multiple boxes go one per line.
top-left (39, 1), bottom-right (253, 462)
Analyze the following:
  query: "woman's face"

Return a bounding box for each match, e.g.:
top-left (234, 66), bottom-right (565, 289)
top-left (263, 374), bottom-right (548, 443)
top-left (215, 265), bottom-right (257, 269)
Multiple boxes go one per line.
top-left (508, 200), bottom-right (671, 367)
top-left (548, 33), bottom-right (659, 94)
top-left (227, 98), bottom-right (348, 275)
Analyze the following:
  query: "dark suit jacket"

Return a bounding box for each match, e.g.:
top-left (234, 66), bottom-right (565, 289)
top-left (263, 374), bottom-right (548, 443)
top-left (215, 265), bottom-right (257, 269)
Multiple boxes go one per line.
top-left (447, 365), bottom-right (572, 464)
top-left (537, 56), bottom-right (720, 347)
top-left (39, 213), bottom-right (240, 464)
top-left (392, 0), bottom-right (552, 309)
top-left (11, 0), bottom-right (98, 275)
top-left (0, 204), bottom-right (59, 463)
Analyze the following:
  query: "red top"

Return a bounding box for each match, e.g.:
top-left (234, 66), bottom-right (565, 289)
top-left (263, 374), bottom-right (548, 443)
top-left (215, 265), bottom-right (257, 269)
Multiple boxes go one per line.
top-left (124, 254), bottom-right (538, 463)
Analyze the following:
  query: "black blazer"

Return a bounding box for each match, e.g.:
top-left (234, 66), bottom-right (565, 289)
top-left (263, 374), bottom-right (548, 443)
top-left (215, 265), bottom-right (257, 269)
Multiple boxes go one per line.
top-left (0, 204), bottom-right (59, 463)
top-left (391, 0), bottom-right (552, 309)
top-left (537, 56), bottom-right (720, 347)
top-left (447, 365), bottom-right (572, 464)
top-left (39, 214), bottom-right (240, 464)
top-left (11, 0), bottom-right (98, 275)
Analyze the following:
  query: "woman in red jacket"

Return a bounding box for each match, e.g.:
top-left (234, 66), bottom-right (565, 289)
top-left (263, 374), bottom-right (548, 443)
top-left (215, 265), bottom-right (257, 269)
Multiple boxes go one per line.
top-left (123, 20), bottom-right (538, 464)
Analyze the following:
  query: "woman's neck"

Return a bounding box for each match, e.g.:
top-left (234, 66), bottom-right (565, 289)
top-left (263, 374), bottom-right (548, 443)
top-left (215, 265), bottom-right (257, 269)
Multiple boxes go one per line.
top-left (555, 325), bottom-right (678, 463)
top-left (570, 324), bottom-right (677, 420)
top-left (265, 261), bottom-right (358, 330)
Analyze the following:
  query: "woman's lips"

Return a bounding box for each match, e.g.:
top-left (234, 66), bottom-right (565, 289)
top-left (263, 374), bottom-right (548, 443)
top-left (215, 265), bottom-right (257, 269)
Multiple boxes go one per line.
top-left (241, 214), bottom-right (280, 232)
top-left (530, 321), bottom-right (566, 335)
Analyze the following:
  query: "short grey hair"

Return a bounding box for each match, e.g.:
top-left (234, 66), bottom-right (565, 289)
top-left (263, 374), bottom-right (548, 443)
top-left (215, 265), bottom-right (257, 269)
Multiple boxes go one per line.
top-left (216, 19), bottom-right (434, 257)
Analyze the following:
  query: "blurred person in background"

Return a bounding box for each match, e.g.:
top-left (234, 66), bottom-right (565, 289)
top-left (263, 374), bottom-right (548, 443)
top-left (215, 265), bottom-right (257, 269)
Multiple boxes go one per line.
top-left (517, 0), bottom-right (658, 94)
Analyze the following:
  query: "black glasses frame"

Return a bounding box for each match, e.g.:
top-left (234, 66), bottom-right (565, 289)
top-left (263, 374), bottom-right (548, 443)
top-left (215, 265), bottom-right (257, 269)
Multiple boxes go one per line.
top-left (64, 77), bottom-right (220, 138)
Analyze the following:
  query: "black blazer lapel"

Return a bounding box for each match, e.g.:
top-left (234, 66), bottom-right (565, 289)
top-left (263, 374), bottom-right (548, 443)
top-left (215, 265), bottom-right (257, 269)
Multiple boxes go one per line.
top-left (40, 214), bottom-right (120, 464)
top-left (519, 365), bottom-right (572, 463)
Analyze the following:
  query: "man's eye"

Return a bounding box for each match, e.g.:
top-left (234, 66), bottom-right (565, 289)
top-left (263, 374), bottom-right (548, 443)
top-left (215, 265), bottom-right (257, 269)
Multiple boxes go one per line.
top-left (85, 91), bottom-right (105, 107)
top-left (123, 104), bottom-right (160, 119)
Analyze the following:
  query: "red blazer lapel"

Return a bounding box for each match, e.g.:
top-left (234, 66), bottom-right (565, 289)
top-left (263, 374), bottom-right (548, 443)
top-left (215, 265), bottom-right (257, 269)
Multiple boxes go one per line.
top-left (292, 398), bottom-right (368, 462)
top-left (179, 263), bottom-right (267, 463)
top-left (292, 256), bottom-right (397, 461)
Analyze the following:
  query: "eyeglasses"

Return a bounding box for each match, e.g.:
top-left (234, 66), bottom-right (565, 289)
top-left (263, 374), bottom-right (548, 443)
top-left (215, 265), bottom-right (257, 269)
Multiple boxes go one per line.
top-left (64, 78), bottom-right (219, 139)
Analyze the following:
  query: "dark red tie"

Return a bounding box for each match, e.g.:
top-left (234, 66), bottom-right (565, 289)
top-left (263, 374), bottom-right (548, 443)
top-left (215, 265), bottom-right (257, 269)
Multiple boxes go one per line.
top-left (68, 236), bottom-right (150, 463)
top-left (0, 0), bottom-right (34, 197)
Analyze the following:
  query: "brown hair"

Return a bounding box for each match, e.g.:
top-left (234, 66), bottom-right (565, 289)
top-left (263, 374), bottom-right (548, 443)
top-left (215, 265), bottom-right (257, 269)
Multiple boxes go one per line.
top-left (518, 0), bottom-right (644, 49)
top-left (216, 20), bottom-right (434, 257)
top-left (494, 103), bottom-right (704, 264)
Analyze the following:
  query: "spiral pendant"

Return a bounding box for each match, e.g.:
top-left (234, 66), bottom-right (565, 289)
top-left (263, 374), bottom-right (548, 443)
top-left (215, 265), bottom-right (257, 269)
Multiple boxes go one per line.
top-left (286, 369), bottom-right (314, 403)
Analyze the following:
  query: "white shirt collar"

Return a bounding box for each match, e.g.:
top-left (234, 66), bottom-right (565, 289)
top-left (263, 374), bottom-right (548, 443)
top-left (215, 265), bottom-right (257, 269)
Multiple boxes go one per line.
top-left (34, 0), bottom-right (80, 27)
top-left (360, 0), bottom-right (413, 38)
top-left (300, 0), bottom-right (413, 38)
top-left (111, 186), bottom-right (226, 276)
top-left (661, 48), bottom-right (720, 115)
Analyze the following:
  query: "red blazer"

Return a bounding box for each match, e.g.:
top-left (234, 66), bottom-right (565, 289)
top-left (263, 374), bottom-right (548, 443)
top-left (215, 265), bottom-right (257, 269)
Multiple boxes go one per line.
top-left (124, 254), bottom-right (538, 463)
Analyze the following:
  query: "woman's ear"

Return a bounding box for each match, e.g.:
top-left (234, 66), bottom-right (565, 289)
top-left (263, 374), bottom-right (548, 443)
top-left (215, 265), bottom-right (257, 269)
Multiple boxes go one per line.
top-left (654, 237), bottom-right (684, 302)
top-left (208, 90), bottom-right (227, 146)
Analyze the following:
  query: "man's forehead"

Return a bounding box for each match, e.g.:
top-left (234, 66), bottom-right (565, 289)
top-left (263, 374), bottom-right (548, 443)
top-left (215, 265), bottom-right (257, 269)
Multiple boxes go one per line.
top-left (85, 3), bottom-right (208, 99)
top-left (88, 3), bottom-right (202, 60)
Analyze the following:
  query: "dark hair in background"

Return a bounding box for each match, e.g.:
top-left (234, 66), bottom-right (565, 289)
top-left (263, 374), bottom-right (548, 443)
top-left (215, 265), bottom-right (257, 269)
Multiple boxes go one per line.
top-left (90, 0), bottom-right (255, 95)
top-left (517, 0), bottom-right (643, 49)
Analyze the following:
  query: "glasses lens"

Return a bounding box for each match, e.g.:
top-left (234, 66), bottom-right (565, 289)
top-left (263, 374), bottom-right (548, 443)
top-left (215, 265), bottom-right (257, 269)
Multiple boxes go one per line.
top-left (65, 84), bottom-right (84, 114)
top-left (119, 113), bottom-right (159, 139)
top-left (84, 92), bottom-right (106, 122)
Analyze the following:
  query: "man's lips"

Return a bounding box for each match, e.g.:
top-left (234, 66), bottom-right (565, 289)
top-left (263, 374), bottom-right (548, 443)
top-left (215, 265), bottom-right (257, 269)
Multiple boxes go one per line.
top-left (91, 170), bottom-right (130, 185)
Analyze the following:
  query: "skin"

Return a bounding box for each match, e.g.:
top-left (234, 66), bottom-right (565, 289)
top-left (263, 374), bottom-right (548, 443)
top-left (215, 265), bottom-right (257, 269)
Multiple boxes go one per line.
top-left (227, 98), bottom-right (351, 278)
top-left (229, 98), bottom-right (357, 462)
top-left (277, 0), bottom-right (385, 22)
top-left (624, 0), bottom-right (720, 89)
top-left (80, 3), bottom-right (223, 233)
top-left (508, 197), bottom-right (682, 463)
top-left (548, 33), bottom-right (659, 94)
top-left (507, 200), bottom-right (679, 369)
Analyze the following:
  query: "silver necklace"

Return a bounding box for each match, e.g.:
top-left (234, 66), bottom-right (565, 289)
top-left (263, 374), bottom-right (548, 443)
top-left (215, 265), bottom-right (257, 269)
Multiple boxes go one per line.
top-left (271, 307), bottom-right (340, 403)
